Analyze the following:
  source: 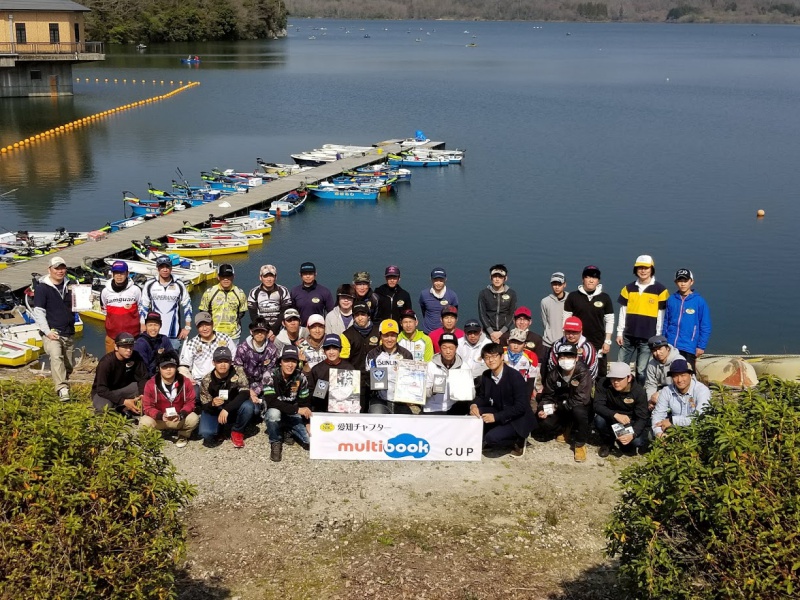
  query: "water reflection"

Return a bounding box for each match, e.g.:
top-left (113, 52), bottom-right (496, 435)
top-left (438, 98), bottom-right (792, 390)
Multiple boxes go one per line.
top-left (100, 40), bottom-right (288, 70)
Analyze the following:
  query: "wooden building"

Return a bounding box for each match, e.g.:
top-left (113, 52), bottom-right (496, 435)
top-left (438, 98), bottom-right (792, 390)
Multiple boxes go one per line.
top-left (0, 0), bottom-right (104, 97)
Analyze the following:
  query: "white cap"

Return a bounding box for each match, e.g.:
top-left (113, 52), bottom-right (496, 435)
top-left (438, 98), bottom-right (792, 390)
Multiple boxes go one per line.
top-left (49, 256), bottom-right (67, 268)
top-left (307, 314), bottom-right (325, 327)
top-left (634, 255), bottom-right (654, 268)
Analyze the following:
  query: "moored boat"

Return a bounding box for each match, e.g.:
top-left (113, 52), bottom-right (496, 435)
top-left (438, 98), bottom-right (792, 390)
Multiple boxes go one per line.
top-left (0, 338), bottom-right (41, 367)
top-left (161, 239), bottom-right (249, 258)
top-left (308, 182), bottom-right (380, 201)
top-left (269, 190), bottom-right (308, 215)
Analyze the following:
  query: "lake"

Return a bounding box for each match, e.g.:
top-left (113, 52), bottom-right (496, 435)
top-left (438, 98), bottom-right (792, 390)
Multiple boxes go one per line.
top-left (1, 20), bottom-right (798, 357)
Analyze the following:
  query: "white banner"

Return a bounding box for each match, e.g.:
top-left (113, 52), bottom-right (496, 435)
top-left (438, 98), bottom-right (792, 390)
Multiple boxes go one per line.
top-left (310, 413), bottom-right (483, 461)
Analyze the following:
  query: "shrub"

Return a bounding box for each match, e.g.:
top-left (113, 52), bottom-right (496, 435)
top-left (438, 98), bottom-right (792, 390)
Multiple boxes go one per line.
top-left (0, 381), bottom-right (195, 599)
top-left (577, 2), bottom-right (609, 19)
top-left (606, 377), bottom-right (800, 599)
top-left (666, 5), bottom-right (701, 20)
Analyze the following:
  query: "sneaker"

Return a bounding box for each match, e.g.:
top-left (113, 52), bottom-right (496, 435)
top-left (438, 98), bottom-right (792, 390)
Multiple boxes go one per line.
top-left (270, 442), bottom-right (283, 462)
top-left (230, 431), bottom-right (245, 448)
top-left (574, 445), bottom-right (587, 462)
top-left (511, 442), bottom-right (526, 458)
top-left (58, 388), bottom-right (71, 401)
top-left (175, 437), bottom-right (189, 449)
top-left (598, 445), bottom-right (611, 458)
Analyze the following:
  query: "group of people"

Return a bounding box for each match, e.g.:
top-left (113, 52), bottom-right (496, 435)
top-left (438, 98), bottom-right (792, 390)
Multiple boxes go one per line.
top-left (33, 252), bottom-right (712, 462)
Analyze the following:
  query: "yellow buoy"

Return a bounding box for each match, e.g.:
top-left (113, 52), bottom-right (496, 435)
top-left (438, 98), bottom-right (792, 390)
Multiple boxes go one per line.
top-left (13, 143), bottom-right (19, 148)
top-left (757, 209), bottom-right (765, 218)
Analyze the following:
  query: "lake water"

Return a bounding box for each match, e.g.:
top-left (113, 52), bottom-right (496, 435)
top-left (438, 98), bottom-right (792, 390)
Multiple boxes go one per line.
top-left (1, 20), bottom-right (799, 357)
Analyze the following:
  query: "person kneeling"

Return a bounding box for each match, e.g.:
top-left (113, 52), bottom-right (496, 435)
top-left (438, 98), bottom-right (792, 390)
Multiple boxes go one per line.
top-left (263, 346), bottom-right (312, 462)
top-left (199, 346), bottom-right (255, 448)
top-left (140, 351), bottom-right (199, 448)
top-left (469, 343), bottom-right (535, 457)
top-left (91, 332), bottom-right (148, 417)
top-left (593, 362), bottom-right (650, 457)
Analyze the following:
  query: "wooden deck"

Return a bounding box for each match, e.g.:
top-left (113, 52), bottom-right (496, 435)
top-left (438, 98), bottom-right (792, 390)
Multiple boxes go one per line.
top-left (0, 140), bottom-right (442, 291)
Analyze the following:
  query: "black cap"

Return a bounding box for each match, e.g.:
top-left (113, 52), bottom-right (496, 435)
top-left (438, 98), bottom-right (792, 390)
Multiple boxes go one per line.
top-left (352, 302), bottom-right (369, 315)
top-left (675, 268), bottom-right (693, 281)
top-left (155, 255), bottom-right (172, 268)
top-left (300, 262), bottom-right (316, 273)
top-left (144, 311), bottom-right (162, 324)
top-left (667, 358), bottom-right (693, 376)
top-left (554, 342), bottom-right (579, 356)
top-left (158, 351), bottom-right (179, 367)
top-left (323, 333), bottom-right (342, 349)
top-left (582, 265), bottom-right (601, 278)
top-left (439, 333), bottom-right (458, 347)
top-left (648, 335), bottom-right (669, 350)
top-left (464, 319), bottom-right (482, 333)
top-left (217, 263), bottom-right (235, 277)
top-left (249, 318), bottom-right (269, 332)
top-left (114, 332), bottom-right (135, 346)
top-left (400, 309), bottom-right (417, 321)
top-left (280, 346), bottom-right (300, 361)
top-left (213, 346), bottom-right (232, 362)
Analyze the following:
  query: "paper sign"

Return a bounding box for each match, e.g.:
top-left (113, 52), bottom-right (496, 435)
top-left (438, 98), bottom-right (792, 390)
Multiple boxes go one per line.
top-left (328, 368), bottom-right (361, 413)
top-left (393, 360), bottom-right (427, 405)
top-left (70, 284), bottom-right (94, 312)
top-left (447, 369), bottom-right (476, 402)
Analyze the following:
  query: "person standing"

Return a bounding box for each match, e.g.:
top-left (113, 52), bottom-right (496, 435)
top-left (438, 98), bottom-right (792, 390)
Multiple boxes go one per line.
top-left (563, 265), bottom-right (614, 377)
top-left (33, 256), bottom-right (77, 400)
top-left (458, 319), bottom-right (491, 381)
top-left (616, 255), bottom-right (669, 384)
top-left (100, 260), bottom-right (141, 354)
top-left (273, 308), bottom-right (308, 355)
top-left (247, 264), bottom-right (293, 340)
top-left (375, 265), bottom-right (413, 323)
top-left (133, 311), bottom-right (174, 377)
top-left (365, 320), bottom-right (414, 414)
top-left (325, 284), bottom-right (356, 335)
top-left (290, 261), bottom-right (334, 325)
top-left (478, 264), bottom-right (517, 344)
top-left (298, 314), bottom-right (327, 373)
top-left (540, 272), bottom-right (568, 354)
top-left (429, 305), bottom-right (465, 353)
top-left (545, 316), bottom-right (599, 380)
top-left (139, 255), bottom-right (192, 349)
top-left (398, 309), bottom-right (434, 362)
top-left (664, 268), bottom-right (712, 369)
top-left (352, 271), bottom-right (380, 322)
top-left (179, 312), bottom-right (237, 384)
top-left (198, 263), bottom-right (247, 343)
top-left (419, 267), bottom-right (459, 334)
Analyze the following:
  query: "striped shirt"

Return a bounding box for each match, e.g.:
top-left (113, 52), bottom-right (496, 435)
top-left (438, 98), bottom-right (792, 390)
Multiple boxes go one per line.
top-left (617, 279), bottom-right (669, 340)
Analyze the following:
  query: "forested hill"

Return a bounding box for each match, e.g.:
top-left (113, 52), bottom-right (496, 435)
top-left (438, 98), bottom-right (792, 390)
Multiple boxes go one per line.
top-left (82, 0), bottom-right (288, 44)
top-left (284, 0), bottom-right (800, 24)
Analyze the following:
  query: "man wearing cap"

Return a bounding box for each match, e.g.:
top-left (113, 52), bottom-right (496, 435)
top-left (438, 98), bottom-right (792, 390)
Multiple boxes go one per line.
top-left (139, 255), bottom-right (193, 349)
top-left (503, 328), bottom-right (540, 400)
top-left (33, 256), bottom-right (77, 400)
top-left (478, 264), bottom-right (517, 344)
top-left (616, 255), bottom-right (669, 384)
top-left (198, 346), bottom-right (255, 448)
top-left (290, 262), bottom-right (334, 325)
top-left (652, 359), bottom-right (711, 437)
top-left (375, 265), bottom-right (413, 323)
top-left (643, 335), bottom-right (682, 409)
top-left (298, 314), bottom-right (327, 372)
top-left (419, 268), bottom-right (459, 335)
top-left (91, 332), bottom-right (148, 415)
top-left (458, 319), bottom-right (491, 382)
top-left (134, 311), bottom-right (174, 377)
top-left (140, 351), bottom-right (199, 448)
top-left (664, 268), bottom-right (712, 369)
top-left (325, 284), bottom-right (356, 335)
top-left (538, 342), bottom-right (594, 462)
top-left (247, 264), bottom-right (293, 340)
top-left (540, 272), bottom-right (568, 354)
top-left (366, 319), bottom-right (414, 414)
top-left (563, 265), bottom-right (614, 377)
top-left (352, 271), bottom-right (380, 321)
top-left (425, 333), bottom-right (468, 414)
top-left (593, 362), bottom-right (650, 457)
top-left (398, 309), bottom-right (434, 362)
top-left (198, 263), bottom-right (247, 342)
top-left (263, 346), bottom-right (312, 461)
top-left (546, 316), bottom-right (598, 380)
top-left (469, 343), bottom-right (536, 457)
top-left (499, 307), bottom-right (546, 366)
top-left (340, 302), bottom-right (374, 404)
top-left (308, 334), bottom-right (355, 412)
top-left (179, 311), bottom-right (237, 384)
top-left (273, 308), bottom-right (308, 356)
top-left (100, 260), bottom-right (142, 354)
top-left (234, 317), bottom-right (278, 405)
top-left (429, 305), bottom-right (465, 353)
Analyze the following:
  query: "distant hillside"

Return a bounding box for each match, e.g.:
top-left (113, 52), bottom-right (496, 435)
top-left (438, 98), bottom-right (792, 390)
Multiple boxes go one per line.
top-left (284, 0), bottom-right (800, 24)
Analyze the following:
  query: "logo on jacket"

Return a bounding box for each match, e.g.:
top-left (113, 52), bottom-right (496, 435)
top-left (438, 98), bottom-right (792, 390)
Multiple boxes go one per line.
top-left (440, 300), bottom-right (448, 306)
top-left (594, 301), bottom-right (604, 307)
top-left (397, 300), bottom-right (405, 307)
top-left (384, 433), bottom-right (430, 459)
top-left (312, 297), bottom-right (320, 303)
top-left (502, 294), bottom-right (510, 300)
top-left (624, 397), bottom-right (634, 404)
top-left (686, 308), bottom-right (696, 314)
top-left (369, 336), bottom-right (378, 344)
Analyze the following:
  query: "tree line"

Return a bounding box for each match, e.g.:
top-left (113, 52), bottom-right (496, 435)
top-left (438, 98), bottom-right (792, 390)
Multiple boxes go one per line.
top-left (82, 0), bottom-right (288, 44)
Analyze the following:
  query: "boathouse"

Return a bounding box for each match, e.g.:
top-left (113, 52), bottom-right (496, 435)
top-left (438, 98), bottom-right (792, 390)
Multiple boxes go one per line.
top-left (0, 0), bottom-right (104, 98)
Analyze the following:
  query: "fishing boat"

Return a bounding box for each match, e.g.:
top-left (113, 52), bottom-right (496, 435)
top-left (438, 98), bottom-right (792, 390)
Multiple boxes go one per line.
top-left (330, 175), bottom-right (396, 193)
top-left (123, 191), bottom-right (180, 217)
top-left (161, 239), bottom-right (249, 258)
top-left (398, 148), bottom-right (465, 164)
top-left (697, 353), bottom-right (800, 385)
top-left (132, 242), bottom-right (217, 281)
top-left (210, 214), bottom-right (274, 230)
top-left (0, 338), bottom-right (41, 367)
top-left (167, 231), bottom-right (263, 247)
top-left (308, 182), bottom-right (380, 201)
top-left (14, 228), bottom-right (89, 245)
top-left (398, 131), bottom-right (430, 148)
top-left (353, 165), bottom-right (412, 180)
top-left (269, 190), bottom-right (308, 215)
top-left (387, 154), bottom-right (450, 167)
top-left (103, 257), bottom-right (203, 288)
top-left (255, 159), bottom-right (311, 176)
top-left (99, 215), bottom-right (153, 233)
top-left (181, 55), bottom-right (201, 64)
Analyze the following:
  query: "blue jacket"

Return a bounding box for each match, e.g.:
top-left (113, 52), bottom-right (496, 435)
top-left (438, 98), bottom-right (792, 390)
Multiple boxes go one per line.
top-left (133, 332), bottom-right (174, 377)
top-left (664, 290), bottom-right (711, 354)
top-left (418, 287), bottom-right (459, 334)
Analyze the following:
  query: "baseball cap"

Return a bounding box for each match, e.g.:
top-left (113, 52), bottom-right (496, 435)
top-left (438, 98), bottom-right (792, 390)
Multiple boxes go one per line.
top-left (514, 306), bottom-right (532, 319)
top-left (439, 333), bottom-right (458, 347)
top-left (554, 341), bottom-right (579, 356)
top-left (260, 264), bottom-right (277, 277)
top-left (675, 268), bottom-right (693, 281)
top-left (353, 271), bottom-right (371, 284)
top-left (490, 265), bottom-right (507, 277)
top-left (155, 255), bottom-right (173, 268)
top-left (380, 319), bottom-right (399, 334)
top-left (280, 346), bottom-right (300, 361)
top-left (337, 284), bottom-right (355, 298)
top-left (300, 262), bottom-right (316, 273)
top-left (607, 362), bottom-right (632, 379)
top-left (195, 311), bottom-right (213, 325)
top-left (158, 351), bottom-right (179, 367)
top-left (384, 265), bottom-right (401, 277)
top-left (441, 305), bottom-right (458, 317)
top-left (110, 260), bottom-right (128, 273)
top-left (582, 265), bottom-right (601, 278)
top-left (283, 308), bottom-right (301, 321)
top-left (249, 318), bottom-right (269, 332)
top-left (563, 316), bottom-right (583, 332)
top-left (648, 335), bottom-right (669, 350)
top-left (634, 255), bottom-right (654, 268)
top-left (145, 311), bottom-right (162, 324)
top-left (430, 267), bottom-right (447, 279)
top-left (508, 328), bottom-right (527, 343)
top-left (217, 263), bottom-right (235, 277)
top-left (114, 332), bottom-right (135, 346)
top-left (323, 333), bottom-right (342, 349)
top-left (213, 346), bottom-right (232, 362)
top-left (667, 358), bottom-right (693, 376)
top-left (49, 256), bottom-right (67, 268)
top-left (307, 314), bottom-right (325, 327)
top-left (464, 319), bottom-right (482, 333)
top-left (352, 302), bottom-right (369, 315)
top-left (400, 309), bottom-right (417, 321)
top-left (550, 272), bottom-right (565, 284)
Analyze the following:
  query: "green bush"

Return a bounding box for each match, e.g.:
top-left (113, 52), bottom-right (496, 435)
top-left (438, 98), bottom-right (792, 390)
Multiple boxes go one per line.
top-left (666, 5), bottom-right (701, 20)
top-left (606, 377), bottom-right (800, 599)
top-left (577, 2), bottom-right (609, 19)
top-left (0, 381), bottom-right (195, 599)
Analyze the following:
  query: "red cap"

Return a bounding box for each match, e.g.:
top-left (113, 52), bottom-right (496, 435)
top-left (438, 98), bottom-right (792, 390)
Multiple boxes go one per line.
top-left (441, 305), bottom-right (458, 317)
top-left (563, 316), bottom-right (583, 332)
top-left (514, 306), bottom-right (532, 319)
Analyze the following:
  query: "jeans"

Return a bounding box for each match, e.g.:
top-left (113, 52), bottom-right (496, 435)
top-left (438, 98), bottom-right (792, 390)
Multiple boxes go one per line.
top-left (169, 337), bottom-right (182, 350)
top-left (265, 408), bottom-right (310, 445)
top-left (42, 334), bottom-right (75, 394)
top-left (139, 413), bottom-right (200, 438)
top-left (679, 350), bottom-right (697, 370)
top-left (618, 336), bottom-right (650, 384)
top-left (483, 422), bottom-right (522, 449)
top-left (199, 400), bottom-right (256, 440)
top-left (593, 413), bottom-right (650, 451)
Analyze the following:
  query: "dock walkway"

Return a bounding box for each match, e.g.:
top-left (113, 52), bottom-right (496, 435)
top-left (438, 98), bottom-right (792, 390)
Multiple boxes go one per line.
top-left (1, 140), bottom-right (440, 291)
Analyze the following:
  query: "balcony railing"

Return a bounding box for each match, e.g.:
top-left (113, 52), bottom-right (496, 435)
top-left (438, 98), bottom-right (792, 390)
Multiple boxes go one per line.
top-left (0, 41), bottom-right (104, 55)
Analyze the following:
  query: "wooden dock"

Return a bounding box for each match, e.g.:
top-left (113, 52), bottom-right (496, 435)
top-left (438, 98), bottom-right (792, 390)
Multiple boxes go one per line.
top-left (1, 140), bottom-right (441, 291)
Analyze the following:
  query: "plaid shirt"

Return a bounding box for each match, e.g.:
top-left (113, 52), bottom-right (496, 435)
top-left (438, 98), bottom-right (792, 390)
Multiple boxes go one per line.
top-left (198, 284), bottom-right (247, 339)
top-left (179, 333), bottom-right (237, 381)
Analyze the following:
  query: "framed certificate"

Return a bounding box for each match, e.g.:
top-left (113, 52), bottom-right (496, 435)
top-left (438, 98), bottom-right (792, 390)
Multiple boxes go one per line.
top-left (328, 368), bottom-right (361, 413)
top-left (393, 360), bottom-right (427, 405)
top-left (70, 284), bottom-right (94, 312)
top-left (447, 369), bottom-right (476, 402)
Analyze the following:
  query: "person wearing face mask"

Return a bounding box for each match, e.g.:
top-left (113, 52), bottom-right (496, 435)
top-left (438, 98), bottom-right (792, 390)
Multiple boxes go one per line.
top-left (537, 342), bottom-right (593, 462)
